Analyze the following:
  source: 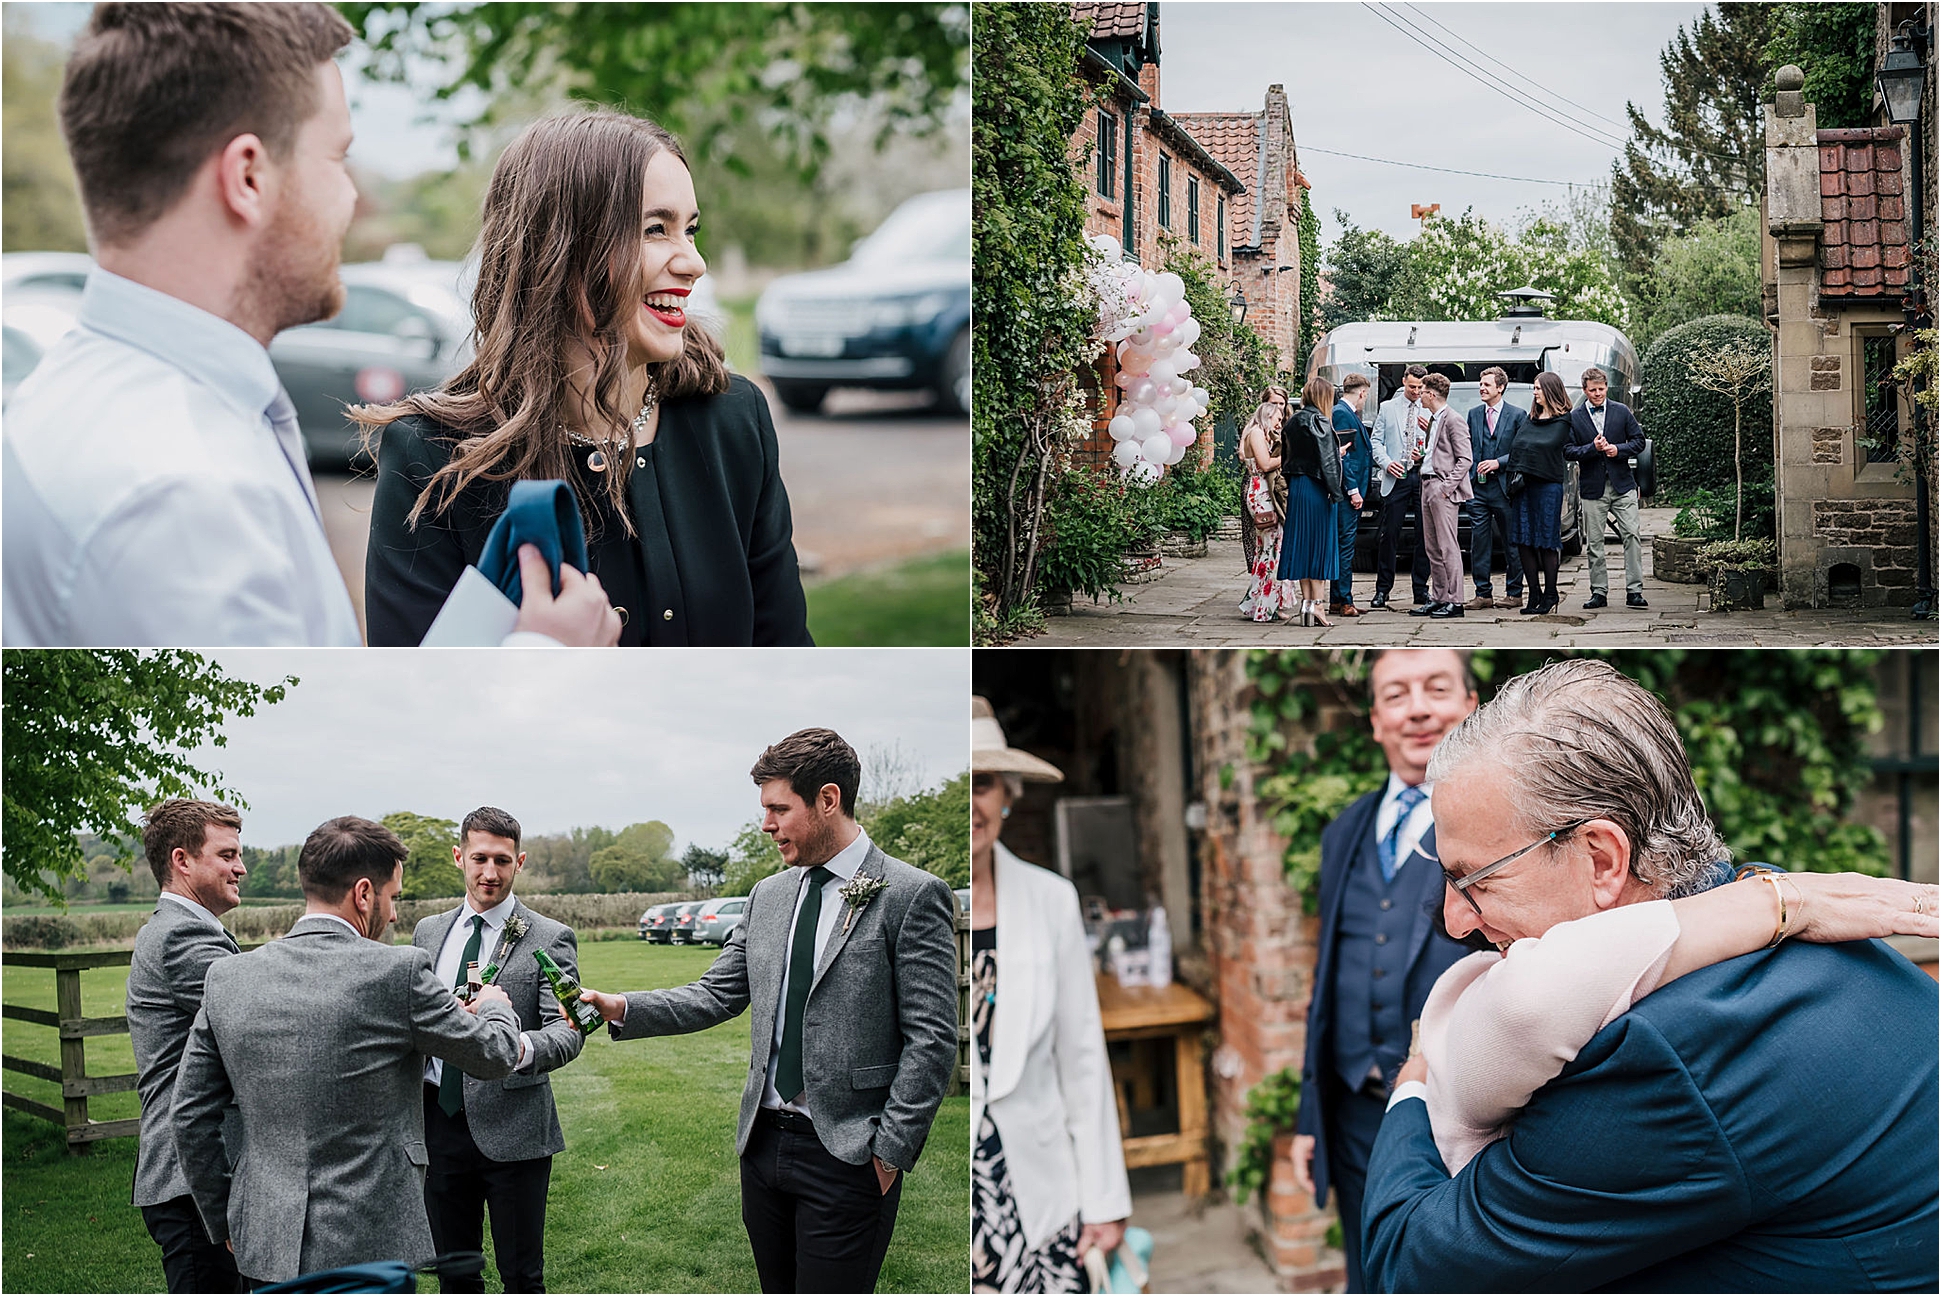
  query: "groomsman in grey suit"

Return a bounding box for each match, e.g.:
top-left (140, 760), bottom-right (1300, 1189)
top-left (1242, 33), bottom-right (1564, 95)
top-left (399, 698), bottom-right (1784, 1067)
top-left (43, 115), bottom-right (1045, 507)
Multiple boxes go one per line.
top-left (127, 800), bottom-right (248, 1294)
top-left (413, 807), bottom-right (585, 1293)
top-left (579, 728), bottom-right (959, 1294)
top-left (173, 816), bottom-right (525, 1286)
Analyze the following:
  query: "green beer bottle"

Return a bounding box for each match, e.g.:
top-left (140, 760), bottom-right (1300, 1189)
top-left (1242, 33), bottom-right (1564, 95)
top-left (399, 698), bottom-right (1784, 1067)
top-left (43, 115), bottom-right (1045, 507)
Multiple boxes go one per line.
top-left (533, 948), bottom-right (604, 1035)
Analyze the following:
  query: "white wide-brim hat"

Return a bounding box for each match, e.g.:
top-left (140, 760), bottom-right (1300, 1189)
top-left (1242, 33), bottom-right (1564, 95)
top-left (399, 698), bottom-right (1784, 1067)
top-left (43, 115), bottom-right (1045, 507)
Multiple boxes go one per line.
top-left (972, 696), bottom-right (1064, 782)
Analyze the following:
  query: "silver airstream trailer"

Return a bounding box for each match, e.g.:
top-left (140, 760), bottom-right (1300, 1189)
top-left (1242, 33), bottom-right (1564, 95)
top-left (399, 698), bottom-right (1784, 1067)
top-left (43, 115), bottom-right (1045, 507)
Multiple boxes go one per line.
top-left (1304, 289), bottom-right (1649, 567)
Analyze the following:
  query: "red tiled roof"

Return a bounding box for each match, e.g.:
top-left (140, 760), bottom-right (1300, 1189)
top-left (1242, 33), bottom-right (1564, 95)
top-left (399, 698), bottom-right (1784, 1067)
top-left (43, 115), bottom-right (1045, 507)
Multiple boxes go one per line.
top-left (1817, 125), bottom-right (1911, 297)
top-left (1172, 111), bottom-right (1258, 243)
top-left (1074, 2), bottom-right (1145, 41)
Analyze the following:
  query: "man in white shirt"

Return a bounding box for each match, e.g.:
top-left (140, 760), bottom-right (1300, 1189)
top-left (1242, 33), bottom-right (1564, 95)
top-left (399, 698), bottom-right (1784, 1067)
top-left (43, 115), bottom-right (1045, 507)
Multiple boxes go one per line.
top-left (2, 2), bottom-right (614, 646)
top-left (1287, 650), bottom-right (1480, 1292)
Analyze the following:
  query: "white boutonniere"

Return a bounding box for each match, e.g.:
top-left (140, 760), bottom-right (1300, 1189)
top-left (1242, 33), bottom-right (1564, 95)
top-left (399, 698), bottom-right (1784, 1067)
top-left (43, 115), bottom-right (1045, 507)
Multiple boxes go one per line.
top-left (837, 875), bottom-right (890, 935)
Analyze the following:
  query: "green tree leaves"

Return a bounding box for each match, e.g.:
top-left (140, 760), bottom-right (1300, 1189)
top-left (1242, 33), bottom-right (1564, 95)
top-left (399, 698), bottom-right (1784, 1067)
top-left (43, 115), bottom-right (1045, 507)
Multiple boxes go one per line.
top-left (2, 652), bottom-right (294, 906)
top-left (383, 810), bottom-right (459, 900)
top-left (589, 820), bottom-right (683, 893)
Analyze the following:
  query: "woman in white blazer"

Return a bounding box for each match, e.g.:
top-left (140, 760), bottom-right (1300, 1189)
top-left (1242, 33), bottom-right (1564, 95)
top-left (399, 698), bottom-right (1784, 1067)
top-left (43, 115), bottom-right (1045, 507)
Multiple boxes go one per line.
top-left (971, 697), bottom-right (1132, 1294)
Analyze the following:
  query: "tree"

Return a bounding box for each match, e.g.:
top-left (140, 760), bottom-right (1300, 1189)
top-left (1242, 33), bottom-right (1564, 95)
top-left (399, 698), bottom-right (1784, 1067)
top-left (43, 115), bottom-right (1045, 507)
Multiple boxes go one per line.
top-left (384, 811), bottom-right (460, 900)
top-left (1, 12), bottom-right (88, 252)
top-left (2, 652), bottom-right (295, 906)
top-left (338, 2), bottom-right (968, 180)
top-left (1320, 213), bottom-right (1408, 330)
top-left (588, 820), bottom-right (682, 892)
top-left (1608, 4), bottom-right (1775, 291)
top-left (720, 820), bottom-right (784, 898)
top-left (861, 770), bottom-right (971, 888)
top-left (1386, 210), bottom-right (1629, 330)
top-left (681, 843), bottom-right (728, 891)
top-left (1633, 206), bottom-right (1763, 351)
top-left (1686, 340), bottom-right (1774, 540)
top-left (1765, 3), bottom-right (1879, 131)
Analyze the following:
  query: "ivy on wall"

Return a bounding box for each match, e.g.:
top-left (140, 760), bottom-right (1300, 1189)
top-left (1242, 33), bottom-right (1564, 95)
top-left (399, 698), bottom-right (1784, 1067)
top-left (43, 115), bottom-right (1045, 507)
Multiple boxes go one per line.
top-left (1296, 186), bottom-right (1322, 376)
top-left (1246, 649), bottom-right (1891, 913)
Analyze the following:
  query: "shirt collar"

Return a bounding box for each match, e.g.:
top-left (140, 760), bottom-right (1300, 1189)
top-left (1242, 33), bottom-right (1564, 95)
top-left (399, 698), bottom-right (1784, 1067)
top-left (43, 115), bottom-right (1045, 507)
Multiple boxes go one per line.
top-left (78, 266), bottom-right (284, 425)
top-left (461, 892), bottom-right (519, 930)
top-left (159, 889), bottom-right (223, 928)
top-left (1383, 771), bottom-right (1430, 808)
top-left (806, 828), bottom-right (871, 885)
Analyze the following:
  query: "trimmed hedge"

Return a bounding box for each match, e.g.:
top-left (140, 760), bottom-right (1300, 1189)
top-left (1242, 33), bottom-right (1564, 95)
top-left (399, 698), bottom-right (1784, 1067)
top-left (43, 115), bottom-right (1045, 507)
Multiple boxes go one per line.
top-left (1, 891), bottom-right (702, 950)
top-left (1642, 314), bottom-right (1774, 498)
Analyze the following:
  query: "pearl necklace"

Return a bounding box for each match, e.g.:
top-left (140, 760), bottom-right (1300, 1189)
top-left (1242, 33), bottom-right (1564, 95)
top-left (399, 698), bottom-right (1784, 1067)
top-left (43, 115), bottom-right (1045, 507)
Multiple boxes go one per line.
top-left (564, 392), bottom-right (658, 473)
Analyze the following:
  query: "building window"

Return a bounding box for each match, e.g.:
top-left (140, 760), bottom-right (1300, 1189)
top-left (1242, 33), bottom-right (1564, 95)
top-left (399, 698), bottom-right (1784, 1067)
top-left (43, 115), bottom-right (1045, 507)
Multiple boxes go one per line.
top-left (1862, 333), bottom-right (1900, 463)
top-left (1158, 154), bottom-right (1172, 229)
top-left (1217, 194), bottom-right (1226, 258)
top-left (1097, 110), bottom-right (1117, 200)
top-left (1188, 176), bottom-right (1200, 243)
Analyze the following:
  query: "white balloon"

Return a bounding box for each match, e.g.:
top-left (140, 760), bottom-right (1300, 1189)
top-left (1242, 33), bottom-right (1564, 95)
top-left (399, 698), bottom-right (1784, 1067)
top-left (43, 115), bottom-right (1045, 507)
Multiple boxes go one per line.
top-left (1090, 233), bottom-right (1123, 260)
top-left (1130, 459), bottom-right (1163, 486)
top-left (1108, 414), bottom-right (1137, 441)
top-left (1131, 407), bottom-right (1161, 438)
top-left (1142, 432), bottom-right (1173, 463)
top-left (1112, 438), bottom-right (1143, 468)
top-left (1177, 317), bottom-right (1202, 347)
top-left (1162, 438), bottom-right (1187, 465)
top-left (1154, 394), bottom-right (1179, 419)
top-left (1176, 350), bottom-right (1201, 371)
top-left (1191, 385), bottom-right (1211, 405)
top-left (1127, 378), bottom-right (1157, 406)
top-left (1169, 375), bottom-right (1191, 396)
top-left (1173, 399), bottom-right (1199, 423)
top-left (1148, 358), bottom-right (1177, 388)
top-left (1155, 271), bottom-right (1186, 305)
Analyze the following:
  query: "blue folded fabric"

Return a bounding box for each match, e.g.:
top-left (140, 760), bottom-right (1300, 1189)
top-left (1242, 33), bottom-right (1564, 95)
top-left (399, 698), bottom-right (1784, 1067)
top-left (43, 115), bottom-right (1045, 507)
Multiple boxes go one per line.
top-left (475, 480), bottom-right (589, 607)
top-left (255, 1260), bottom-right (416, 1292)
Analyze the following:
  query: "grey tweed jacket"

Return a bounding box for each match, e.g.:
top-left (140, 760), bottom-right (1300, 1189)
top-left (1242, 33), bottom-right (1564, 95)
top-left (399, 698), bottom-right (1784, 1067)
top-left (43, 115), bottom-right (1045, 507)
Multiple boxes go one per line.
top-left (412, 897), bottom-right (584, 1161)
top-left (172, 916), bottom-right (523, 1283)
top-left (127, 896), bottom-right (241, 1208)
top-left (612, 842), bottom-right (958, 1171)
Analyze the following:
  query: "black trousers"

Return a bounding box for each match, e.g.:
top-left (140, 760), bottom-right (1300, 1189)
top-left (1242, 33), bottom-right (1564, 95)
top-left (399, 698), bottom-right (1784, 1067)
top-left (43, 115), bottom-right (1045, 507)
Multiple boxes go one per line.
top-left (423, 1085), bottom-right (553, 1293)
top-left (1465, 494), bottom-right (1524, 597)
top-left (141, 1195), bottom-right (242, 1294)
top-left (1323, 1076), bottom-right (1391, 1295)
top-left (741, 1110), bottom-right (902, 1294)
top-left (1374, 472), bottom-right (1430, 602)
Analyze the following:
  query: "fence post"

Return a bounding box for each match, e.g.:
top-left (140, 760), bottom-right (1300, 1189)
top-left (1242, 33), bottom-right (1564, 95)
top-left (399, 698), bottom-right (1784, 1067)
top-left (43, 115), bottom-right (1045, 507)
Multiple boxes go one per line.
top-left (55, 966), bottom-right (89, 1155)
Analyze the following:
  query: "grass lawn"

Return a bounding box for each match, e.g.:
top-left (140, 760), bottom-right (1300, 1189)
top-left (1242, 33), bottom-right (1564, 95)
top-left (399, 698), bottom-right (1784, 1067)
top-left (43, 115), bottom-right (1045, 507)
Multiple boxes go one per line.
top-left (806, 549), bottom-right (969, 646)
top-left (2, 941), bottom-right (968, 1293)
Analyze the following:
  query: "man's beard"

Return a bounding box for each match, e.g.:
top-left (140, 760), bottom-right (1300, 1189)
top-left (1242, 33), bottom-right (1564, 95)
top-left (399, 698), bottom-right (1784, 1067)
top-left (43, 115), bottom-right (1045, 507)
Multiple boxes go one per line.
top-left (247, 192), bottom-right (346, 336)
top-left (792, 817), bottom-right (843, 869)
top-left (361, 904), bottom-right (390, 941)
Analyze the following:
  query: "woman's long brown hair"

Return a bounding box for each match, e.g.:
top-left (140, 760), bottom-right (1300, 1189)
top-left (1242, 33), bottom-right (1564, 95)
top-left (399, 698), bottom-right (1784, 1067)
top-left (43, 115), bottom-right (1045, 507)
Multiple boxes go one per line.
top-left (352, 109), bottom-right (732, 531)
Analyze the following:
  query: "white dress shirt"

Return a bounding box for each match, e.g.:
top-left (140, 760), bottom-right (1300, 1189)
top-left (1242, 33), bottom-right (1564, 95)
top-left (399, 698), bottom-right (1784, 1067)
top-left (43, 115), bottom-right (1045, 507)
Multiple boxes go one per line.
top-left (1373, 772), bottom-right (1436, 873)
top-left (2, 267), bottom-right (361, 646)
top-left (1588, 402), bottom-right (1607, 437)
top-left (762, 829), bottom-right (872, 1114)
top-left (158, 889), bottom-right (225, 931)
top-left (425, 893), bottom-right (532, 1084)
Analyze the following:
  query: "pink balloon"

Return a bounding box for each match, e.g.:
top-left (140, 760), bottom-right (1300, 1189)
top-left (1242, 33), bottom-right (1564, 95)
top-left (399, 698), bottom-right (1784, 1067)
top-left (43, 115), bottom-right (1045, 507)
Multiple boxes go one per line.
top-left (1128, 379), bottom-right (1157, 406)
top-left (1168, 301), bottom-right (1191, 326)
top-left (1167, 425), bottom-right (1196, 447)
top-left (1114, 370), bottom-right (1134, 389)
top-left (1152, 319), bottom-right (1175, 338)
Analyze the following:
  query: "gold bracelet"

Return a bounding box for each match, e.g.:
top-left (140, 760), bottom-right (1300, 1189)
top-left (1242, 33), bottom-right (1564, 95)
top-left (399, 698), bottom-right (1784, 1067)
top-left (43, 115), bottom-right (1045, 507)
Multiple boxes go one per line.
top-left (1760, 872), bottom-right (1791, 948)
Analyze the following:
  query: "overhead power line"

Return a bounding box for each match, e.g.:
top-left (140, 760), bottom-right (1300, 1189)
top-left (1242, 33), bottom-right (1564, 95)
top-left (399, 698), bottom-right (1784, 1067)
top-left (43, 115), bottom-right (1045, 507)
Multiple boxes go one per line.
top-left (1400, 1), bottom-right (1630, 133)
top-left (1300, 144), bottom-right (1591, 187)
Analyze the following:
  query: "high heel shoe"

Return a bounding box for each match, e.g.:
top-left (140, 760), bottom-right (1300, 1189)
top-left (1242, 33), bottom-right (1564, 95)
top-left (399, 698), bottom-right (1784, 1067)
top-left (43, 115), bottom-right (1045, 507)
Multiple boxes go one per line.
top-left (1298, 600), bottom-right (1313, 627)
top-left (1310, 600), bottom-right (1333, 627)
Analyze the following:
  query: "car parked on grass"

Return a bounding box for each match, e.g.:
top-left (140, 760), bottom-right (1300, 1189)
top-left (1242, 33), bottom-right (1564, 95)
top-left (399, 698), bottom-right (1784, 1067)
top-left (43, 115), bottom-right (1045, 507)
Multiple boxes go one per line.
top-left (692, 897), bottom-right (749, 946)
top-left (639, 903), bottom-right (681, 942)
top-left (668, 900), bottom-right (710, 945)
top-left (756, 187), bottom-right (970, 416)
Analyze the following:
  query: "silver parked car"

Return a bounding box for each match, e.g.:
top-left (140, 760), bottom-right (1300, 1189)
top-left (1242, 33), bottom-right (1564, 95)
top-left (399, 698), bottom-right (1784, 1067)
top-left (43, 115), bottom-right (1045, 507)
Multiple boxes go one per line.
top-left (692, 897), bottom-right (749, 946)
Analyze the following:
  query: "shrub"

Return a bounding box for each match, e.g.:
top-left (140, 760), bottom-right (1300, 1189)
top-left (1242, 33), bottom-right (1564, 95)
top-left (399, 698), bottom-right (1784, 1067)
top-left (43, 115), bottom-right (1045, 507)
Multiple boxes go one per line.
top-left (2, 915), bottom-right (80, 949)
top-left (1037, 470), bottom-right (1140, 600)
top-left (1642, 314), bottom-right (1774, 508)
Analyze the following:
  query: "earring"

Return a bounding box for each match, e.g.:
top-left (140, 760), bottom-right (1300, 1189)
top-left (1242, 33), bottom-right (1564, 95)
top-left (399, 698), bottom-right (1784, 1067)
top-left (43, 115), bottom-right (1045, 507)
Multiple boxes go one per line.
top-left (1000, 806), bottom-right (1012, 819)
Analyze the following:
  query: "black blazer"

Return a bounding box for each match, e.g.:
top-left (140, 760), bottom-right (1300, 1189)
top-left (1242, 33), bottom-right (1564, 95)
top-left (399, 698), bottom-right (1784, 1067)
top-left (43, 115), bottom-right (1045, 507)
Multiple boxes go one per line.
top-left (1282, 405), bottom-right (1345, 502)
top-left (365, 375), bottom-right (812, 646)
top-left (1564, 400), bottom-right (1645, 499)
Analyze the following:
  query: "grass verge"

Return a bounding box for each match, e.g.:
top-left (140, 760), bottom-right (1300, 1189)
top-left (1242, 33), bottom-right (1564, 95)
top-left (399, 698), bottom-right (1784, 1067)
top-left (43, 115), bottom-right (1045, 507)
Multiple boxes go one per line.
top-left (806, 549), bottom-right (969, 646)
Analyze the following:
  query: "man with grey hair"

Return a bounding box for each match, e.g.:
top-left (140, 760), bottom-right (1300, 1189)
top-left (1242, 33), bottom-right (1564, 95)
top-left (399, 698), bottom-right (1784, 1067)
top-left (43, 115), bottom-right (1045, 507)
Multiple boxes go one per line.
top-left (1361, 659), bottom-right (1939, 1292)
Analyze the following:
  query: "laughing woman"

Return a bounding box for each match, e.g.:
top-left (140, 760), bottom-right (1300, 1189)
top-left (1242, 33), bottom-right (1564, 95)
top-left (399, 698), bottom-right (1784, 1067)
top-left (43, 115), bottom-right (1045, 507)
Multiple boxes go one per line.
top-left (357, 110), bottom-right (812, 646)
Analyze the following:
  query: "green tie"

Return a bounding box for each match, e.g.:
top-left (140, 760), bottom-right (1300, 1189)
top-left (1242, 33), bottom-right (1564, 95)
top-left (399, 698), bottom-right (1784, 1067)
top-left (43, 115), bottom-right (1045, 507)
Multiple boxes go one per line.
top-left (776, 867), bottom-right (834, 1104)
top-left (438, 914), bottom-right (485, 1117)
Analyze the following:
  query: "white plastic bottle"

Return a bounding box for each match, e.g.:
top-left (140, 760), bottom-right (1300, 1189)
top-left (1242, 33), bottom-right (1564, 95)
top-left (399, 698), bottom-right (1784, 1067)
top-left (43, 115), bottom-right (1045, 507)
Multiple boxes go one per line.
top-left (1147, 905), bottom-right (1172, 989)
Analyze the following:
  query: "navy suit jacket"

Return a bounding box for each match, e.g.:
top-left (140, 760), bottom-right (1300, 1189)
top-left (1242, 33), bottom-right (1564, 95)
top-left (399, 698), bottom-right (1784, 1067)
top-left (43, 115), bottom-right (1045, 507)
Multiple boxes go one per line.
top-left (1293, 786), bottom-right (1472, 1209)
top-left (1363, 933), bottom-right (1940, 1293)
top-left (1564, 401), bottom-right (1645, 499)
top-left (1467, 401), bottom-right (1527, 500)
top-left (1335, 400), bottom-right (1373, 500)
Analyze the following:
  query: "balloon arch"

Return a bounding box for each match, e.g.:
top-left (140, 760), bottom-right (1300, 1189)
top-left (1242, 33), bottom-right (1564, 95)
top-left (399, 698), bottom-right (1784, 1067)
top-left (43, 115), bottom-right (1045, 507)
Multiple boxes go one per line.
top-left (1087, 234), bottom-right (1213, 487)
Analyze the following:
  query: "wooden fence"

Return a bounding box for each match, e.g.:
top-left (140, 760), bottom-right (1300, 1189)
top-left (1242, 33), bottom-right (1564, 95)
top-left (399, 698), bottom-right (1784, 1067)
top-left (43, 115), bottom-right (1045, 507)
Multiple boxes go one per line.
top-left (1, 948), bottom-right (140, 1153)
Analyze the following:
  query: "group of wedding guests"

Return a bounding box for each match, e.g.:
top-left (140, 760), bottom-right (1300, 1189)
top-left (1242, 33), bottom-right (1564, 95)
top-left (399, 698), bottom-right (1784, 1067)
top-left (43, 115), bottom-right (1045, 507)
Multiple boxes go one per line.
top-left (970, 653), bottom-right (1939, 1294)
top-left (1239, 363), bottom-right (1651, 624)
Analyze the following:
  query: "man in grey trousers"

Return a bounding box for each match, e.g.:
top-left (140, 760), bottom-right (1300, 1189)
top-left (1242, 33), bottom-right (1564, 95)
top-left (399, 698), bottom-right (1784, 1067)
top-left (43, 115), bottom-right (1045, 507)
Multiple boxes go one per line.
top-left (173, 817), bottom-right (525, 1286)
top-left (127, 799), bottom-right (249, 1294)
top-left (413, 807), bottom-right (585, 1293)
top-left (580, 728), bottom-right (959, 1294)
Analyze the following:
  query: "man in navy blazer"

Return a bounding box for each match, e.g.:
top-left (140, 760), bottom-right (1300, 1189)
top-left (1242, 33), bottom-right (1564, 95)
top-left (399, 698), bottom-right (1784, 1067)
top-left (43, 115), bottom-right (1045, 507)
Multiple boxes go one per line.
top-left (1289, 649), bottom-right (1479, 1291)
top-left (1463, 366), bottom-right (1526, 610)
top-left (1563, 367), bottom-right (1648, 609)
top-left (1364, 660), bottom-right (1940, 1294)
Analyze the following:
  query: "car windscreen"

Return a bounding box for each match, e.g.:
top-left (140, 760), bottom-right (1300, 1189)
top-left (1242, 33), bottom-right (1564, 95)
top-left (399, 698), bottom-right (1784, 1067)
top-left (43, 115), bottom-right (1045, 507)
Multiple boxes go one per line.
top-left (849, 196), bottom-right (971, 268)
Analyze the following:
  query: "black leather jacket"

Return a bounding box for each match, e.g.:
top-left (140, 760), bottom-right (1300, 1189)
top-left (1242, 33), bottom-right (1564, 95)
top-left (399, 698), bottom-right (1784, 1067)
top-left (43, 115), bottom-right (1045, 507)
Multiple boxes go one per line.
top-left (1281, 405), bottom-right (1345, 503)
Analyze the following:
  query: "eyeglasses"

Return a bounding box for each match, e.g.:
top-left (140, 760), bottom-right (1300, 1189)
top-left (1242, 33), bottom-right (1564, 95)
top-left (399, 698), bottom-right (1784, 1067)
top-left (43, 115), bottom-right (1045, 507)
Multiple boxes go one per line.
top-left (1417, 823), bottom-right (1584, 919)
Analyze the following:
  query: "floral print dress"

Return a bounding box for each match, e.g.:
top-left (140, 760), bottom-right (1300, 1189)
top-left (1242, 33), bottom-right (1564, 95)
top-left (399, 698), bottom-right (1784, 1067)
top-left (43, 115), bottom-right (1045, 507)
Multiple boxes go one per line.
top-left (1241, 471), bottom-right (1295, 621)
top-left (970, 926), bottom-right (1085, 1294)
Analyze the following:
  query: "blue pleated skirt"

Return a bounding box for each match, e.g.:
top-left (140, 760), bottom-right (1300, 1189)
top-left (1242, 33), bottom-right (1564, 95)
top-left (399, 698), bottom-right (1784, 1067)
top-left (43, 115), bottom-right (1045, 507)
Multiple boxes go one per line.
top-left (1509, 480), bottom-right (1564, 549)
top-left (1277, 474), bottom-right (1340, 581)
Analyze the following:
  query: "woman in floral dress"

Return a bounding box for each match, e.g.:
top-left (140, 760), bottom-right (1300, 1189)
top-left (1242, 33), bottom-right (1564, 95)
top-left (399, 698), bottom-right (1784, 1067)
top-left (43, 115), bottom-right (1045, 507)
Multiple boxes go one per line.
top-left (1239, 386), bottom-right (1294, 622)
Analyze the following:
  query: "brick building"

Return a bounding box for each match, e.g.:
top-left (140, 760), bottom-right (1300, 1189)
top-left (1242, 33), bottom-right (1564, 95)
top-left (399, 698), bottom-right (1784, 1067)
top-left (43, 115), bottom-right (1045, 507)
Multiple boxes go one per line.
top-left (975, 648), bottom-right (1936, 1292)
top-left (1762, 33), bottom-right (1934, 607)
top-left (1069, 2), bottom-right (1250, 469)
top-left (1174, 86), bottom-right (1311, 376)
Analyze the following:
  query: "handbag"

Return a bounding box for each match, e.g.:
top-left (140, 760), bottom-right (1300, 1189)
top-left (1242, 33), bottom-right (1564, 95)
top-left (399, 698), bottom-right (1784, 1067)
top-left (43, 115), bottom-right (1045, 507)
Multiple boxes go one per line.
top-left (1248, 486), bottom-right (1279, 529)
top-left (1504, 470), bottom-right (1528, 499)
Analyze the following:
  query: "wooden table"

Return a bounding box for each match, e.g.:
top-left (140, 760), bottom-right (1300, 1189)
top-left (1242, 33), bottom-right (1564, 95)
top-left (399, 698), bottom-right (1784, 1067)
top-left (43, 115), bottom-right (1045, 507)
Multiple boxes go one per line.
top-left (1095, 973), bottom-right (1214, 1197)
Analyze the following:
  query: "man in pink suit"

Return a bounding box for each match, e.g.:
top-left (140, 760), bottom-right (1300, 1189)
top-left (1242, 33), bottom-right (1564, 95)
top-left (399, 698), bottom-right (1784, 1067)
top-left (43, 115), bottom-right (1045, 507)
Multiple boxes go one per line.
top-left (1409, 373), bottom-right (1473, 619)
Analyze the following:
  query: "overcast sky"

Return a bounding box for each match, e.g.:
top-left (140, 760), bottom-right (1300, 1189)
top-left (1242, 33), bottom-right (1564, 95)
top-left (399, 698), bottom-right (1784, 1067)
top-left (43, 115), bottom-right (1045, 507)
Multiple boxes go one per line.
top-left (189, 650), bottom-right (969, 849)
top-left (1159, 1), bottom-right (1711, 243)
